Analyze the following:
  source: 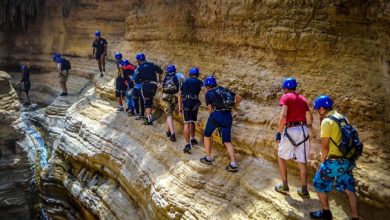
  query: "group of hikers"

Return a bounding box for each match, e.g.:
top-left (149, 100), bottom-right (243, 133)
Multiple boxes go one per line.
top-left (17, 30), bottom-right (363, 220)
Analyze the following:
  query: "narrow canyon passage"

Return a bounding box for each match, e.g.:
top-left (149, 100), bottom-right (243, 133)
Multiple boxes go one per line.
top-left (0, 1), bottom-right (389, 220)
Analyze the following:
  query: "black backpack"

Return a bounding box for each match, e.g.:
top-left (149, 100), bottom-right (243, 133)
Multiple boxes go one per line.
top-left (328, 115), bottom-right (363, 161)
top-left (63, 59), bottom-right (71, 70)
top-left (212, 87), bottom-right (235, 110)
top-left (163, 73), bottom-right (179, 94)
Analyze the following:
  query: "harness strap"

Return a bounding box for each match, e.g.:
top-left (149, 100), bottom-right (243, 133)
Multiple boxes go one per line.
top-left (284, 125), bottom-right (309, 147)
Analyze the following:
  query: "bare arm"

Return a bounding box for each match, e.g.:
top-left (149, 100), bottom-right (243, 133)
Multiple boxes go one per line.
top-left (92, 48), bottom-right (96, 57)
top-left (321, 138), bottom-right (330, 162)
top-left (278, 105), bottom-right (288, 133)
top-left (104, 44), bottom-right (107, 55)
top-left (57, 63), bottom-right (62, 77)
top-left (207, 104), bottom-right (213, 113)
top-left (306, 110), bottom-right (313, 127)
top-left (178, 91), bottom-right (182, 112)
top-left (234, 94), bottom-right (242, 106)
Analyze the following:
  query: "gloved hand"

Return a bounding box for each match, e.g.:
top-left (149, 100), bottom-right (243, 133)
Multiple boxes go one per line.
top-left (275, 132), bottom-right (281, 142)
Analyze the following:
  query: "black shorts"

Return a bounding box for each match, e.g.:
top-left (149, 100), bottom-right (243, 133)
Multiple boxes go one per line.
top-left (115, 90), bottom-right (125, 98)
top-left (23, 81), bottom-right (31, 93)
top-left (133, 88), bottom-right (142, 98)
top-left (141, 82), bottom-right (157, 108)
top-left (182, 99), bottom-right (201, 123)
top-left (95, 53), bottom-right (105, 60)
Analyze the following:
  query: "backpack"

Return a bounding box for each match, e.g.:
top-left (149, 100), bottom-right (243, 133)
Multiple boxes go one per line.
top-left (212, 87), bottom-right (235, 110)
top-left (163, 73), bottom-right (179, 94)
top-left (62, 59), bottom-right (71, 70)
top-left (328, 115), bottom-right (363, 161)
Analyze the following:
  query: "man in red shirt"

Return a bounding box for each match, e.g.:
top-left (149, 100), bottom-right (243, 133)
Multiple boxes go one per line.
top-left (274, 78), bottom-right (313, 198)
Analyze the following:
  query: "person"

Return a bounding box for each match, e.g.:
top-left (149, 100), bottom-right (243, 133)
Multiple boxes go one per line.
top-left (15, 65), bottom-right (31, 105)
top-left (310, 95), bottom-right (359, 220)
top-left (134, 53), bottom-right (163, 125)
top-left (115, 71), bottom-right (126, 112)
top-left (274, 77), bottom-right (313, 198)
top-left (52, 53), bottom-right (69, 96)
top-left (120, 59), bottom-right (136, 114)
top-left (199, 76), bottom-right (242, 172)
top-left (92, 31), bottom-right (107, 77)
top-left (162, 64), bottom-right (180, 142)
top-left (132, 68), bottom-right (145, 119)
top-left (114, 52), bottom-right (124, 73)
top-left (178, 67), bottom-right (203, 153)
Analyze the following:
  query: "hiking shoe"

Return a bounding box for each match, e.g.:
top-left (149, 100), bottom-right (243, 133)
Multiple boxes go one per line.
top-left (135, 115), bottom-right (144, 120)
top-left (297, 188), bottom-right (310, 199)
top-left (166, 131), bottom-right (171, 137)
top-left (100, 73), bottom-right (103, 77)
top-left (190, 138), bottom-right (198, 146)
top-left (170, 134), bottom-right (176, 142)
top-left (183, 144), bottom-right (191, 154)
top-left (144, 118), bottom-right (153, 125)
top-left (309, 210), bottom-right (333, 220)
top-left (200, 157), bottom-right (213, 165)
top-left (116, 106), bottom-right (124, 112)
top-left (103, 67), bottom-right (106, 72)
top-left (274, 183), bottom-right (289, 194)
top-left (60, 92), bottom-right (68, 96)
top-left (23, 101), bottom-right (31, 106)
top-left (226, 163), bottom-right (239, 172)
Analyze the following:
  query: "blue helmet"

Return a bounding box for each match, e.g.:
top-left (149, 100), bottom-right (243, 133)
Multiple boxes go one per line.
top-left (189, 67), bottom-right (199, 76)
top-left (115, 52), bottom-right (122, 60)
top-left (20, 65), bottom-right (26, 71)
top-left (95, 31), bottom-right (101, 37)
top-left (204, 76), bottom-right (217, 87)
top-left (52, 53), bottom-right (61, 61)
top-left (313, 95), bottom-right (333, 110)
top-left (166, 64), bottom-right (176, 73)
top-left (121, 59), bottom-right (130, 66)
top-left (135, 53), bottom-right (146, 61)
top-left (282, 77), bottom-right (297, 89)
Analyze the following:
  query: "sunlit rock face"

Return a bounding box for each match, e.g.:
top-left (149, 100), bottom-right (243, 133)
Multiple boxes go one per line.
top-left (0, 71), bottom-right (35, 219)
top-left (0, 0), bottom-right (389, 219)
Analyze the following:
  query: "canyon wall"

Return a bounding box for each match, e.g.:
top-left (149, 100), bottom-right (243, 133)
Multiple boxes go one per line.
top-left (0, 0), bottom-right (389, 219)
top-left (0, 72), bottom-right (35, 219)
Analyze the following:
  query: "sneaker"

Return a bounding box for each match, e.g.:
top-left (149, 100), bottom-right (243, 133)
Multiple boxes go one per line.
top-left (103, 68), bottom-right (106, 72)
top-left (166, 131), bottom-right (171, 137)
top-left (226, 163), bottom-right (239, 172)
top-left (274, 183), bottom-right (289, 194)
top-left (190, 138), bottom-right (198, 146)
top-left (60, 92), bottom-right (68, 96)
top-left (23, 101), bottom-right (31, 106)
top-left (125, 108), bottom-right (132, 114)
top-left (170, 134), bottom-right (176, 142)
top-left (200, 156), bottom-right (213, 165)
top-left (309, 210), bottom-right (333, 220)
top-left (183, 144), bottom-right (191, 154)
top-left (116, 106), bottom-right (124, 112)
top-left (100, 73), bottom-right (103, 77)
top-left (297, 188), bottom-right (310, 199)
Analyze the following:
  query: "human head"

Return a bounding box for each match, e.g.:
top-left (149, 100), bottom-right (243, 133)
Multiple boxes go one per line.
top-left (95, 31), bottom-right (101, 39)
top-left (20, 65), bottom-right (26, 72)
top-left (135, 53), bottom-right (146, 64)
top-left (204, 76), bottom-right (217, 89)
top-left (313, 95), bottom-right (333, 116)
top-left (282, 77), bottom-right (297, 93)
top-left (52, 53), bottom-right (61, 63)
top-left (189, 67), bottom-right (200, 77)
top-left (166, 64), bottom-right (176, 74)
top-left (114, 52), bottom-right (122, 61)
top-left (121, 59), bottom-right (130, 66)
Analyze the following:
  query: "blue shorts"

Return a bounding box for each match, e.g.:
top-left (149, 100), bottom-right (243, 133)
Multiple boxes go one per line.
top-left (204, 111), bottom-right (233, 143)
top-left (313, 158), bottom-right (356, 193)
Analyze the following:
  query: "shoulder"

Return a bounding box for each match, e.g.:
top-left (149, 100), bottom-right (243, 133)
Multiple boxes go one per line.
top-left (279, 93), bottom-right (291, 105)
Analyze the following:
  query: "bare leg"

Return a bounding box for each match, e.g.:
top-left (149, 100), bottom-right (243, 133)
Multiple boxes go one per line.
top-left (345, 190), bottom-right (359, 218)
top-left (167, 115), bottom-right (175, 134)
top-left (183, 123), bottom-right (190, 144)
top-left (97, 60), bottom-right (102, 73)
top-left (278, 157), bottom-right (288, 183)
top-left (317, 192), bottom-right (330, 210)
top-left (101, 54), bottom-right (106, 71)
top-left (116, 97), bottom-right (123, 106)
top-left (204, 136), bottom-right (212, 157)
top-left (224, 142), bottom-right (236, 163)
top-left (297, 162), bottom-right (308, 186)
top-left (190, 122), bottom-right (196, 139)
top-left (145, 107), bottom-right (152, 120)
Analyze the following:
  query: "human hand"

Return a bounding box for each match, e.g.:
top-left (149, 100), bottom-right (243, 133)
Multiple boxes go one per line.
top-left (275, 132), bottom-right (281, 143)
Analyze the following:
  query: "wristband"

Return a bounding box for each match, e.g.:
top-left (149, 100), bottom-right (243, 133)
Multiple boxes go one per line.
top-left (275, 132), bottom-right (281, 141)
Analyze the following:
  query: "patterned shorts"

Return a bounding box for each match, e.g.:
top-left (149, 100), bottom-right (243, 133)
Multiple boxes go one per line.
top-left (313, 158), bottom-right (356, 193)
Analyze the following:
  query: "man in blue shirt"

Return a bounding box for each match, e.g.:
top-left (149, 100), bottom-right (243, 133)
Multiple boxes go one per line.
top-left (200, 76), bottom-right (242, 172)
top-left (92, 31), bottom-right (107, 77)
top-left (52, 53), bottom-right (69, 96)
top-left (134, 53), bottom-right (163, 125)
top-left (178, 67), bottom-right (203, 153)
top-left (15, 65), bottom-right (31, 105)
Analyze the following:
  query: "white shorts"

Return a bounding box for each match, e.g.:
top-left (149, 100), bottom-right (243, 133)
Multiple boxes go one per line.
top-left (278, 125), bottom-right (310, 163)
